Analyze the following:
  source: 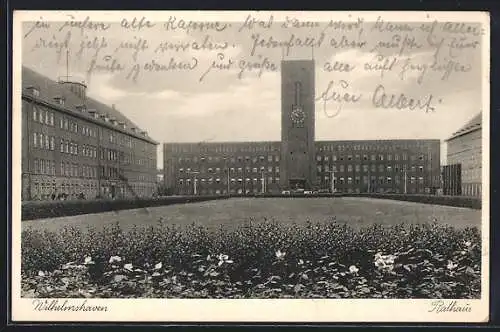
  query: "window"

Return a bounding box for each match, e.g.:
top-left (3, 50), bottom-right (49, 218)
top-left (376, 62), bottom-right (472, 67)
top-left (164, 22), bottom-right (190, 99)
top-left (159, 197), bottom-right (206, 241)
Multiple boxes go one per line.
top-left (355, 165), bottom-right (360, 172)
top-left (363, 165), bottom-right (368, 172)
top-left (50, 137), bottom-right (55, 150)
top-left (45, 135), bottom-right (49, 149)
top-left (65, 141), bottom-right (69, 153)
top-left (34, 159), bottom-right (39, 173)
top-left (347, 165), bottom-right (353, 172)
top-left (33, 133), bottom-right (37, 147)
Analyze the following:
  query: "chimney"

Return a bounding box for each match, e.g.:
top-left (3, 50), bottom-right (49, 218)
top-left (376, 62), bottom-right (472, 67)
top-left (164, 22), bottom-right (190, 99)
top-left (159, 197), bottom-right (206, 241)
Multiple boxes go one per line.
top-left (118, 121), bottom-right (126, 129)
top-left (141, 131), bottom-right (148, 136)
top-left (75, 104), bottom-right (86, 112)
top-left (26, 85), bottom-right (40, 97)
top-left (110, 118), bottom-right (118, 126)
top-left (131, 127), bottom-right (137, 133)
top-left (53, 96), bottom-right (65, 105)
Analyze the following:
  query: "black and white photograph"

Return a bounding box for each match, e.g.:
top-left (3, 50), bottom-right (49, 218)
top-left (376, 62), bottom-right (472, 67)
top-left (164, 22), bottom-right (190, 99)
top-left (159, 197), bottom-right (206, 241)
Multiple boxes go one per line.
top-left (12, 10), bottom-right (489, 322)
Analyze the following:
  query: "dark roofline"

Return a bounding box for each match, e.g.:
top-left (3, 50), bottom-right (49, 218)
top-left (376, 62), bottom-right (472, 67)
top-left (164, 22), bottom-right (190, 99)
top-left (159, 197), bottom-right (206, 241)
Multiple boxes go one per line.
top-left (23, 93), bottom-right (159, 145)
top-left (163, 139), bottom-right (441, 146)
top-left (445, 113), bottom-right (481, 142)
top-left (445, 125), bottom-right (481, 142)
top-left (22, 66), bottom-right (158, 145)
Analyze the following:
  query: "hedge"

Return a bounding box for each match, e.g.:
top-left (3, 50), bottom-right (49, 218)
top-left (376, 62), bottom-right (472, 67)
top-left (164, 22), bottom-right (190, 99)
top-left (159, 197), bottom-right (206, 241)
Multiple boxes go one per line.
top-left (21, 196), bottom-right (230, 221)
top-left (22, 193), bottom-right (480, 221)
top-left (21, 220), bottom-right (481, 298)
top-left (343, 194), bottom-right (481, 210)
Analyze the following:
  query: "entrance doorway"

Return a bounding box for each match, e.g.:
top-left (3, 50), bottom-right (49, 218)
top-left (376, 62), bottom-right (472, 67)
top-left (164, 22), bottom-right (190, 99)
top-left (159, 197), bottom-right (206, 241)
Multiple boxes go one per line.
top-left (289, 179), bottom-right (306, 190)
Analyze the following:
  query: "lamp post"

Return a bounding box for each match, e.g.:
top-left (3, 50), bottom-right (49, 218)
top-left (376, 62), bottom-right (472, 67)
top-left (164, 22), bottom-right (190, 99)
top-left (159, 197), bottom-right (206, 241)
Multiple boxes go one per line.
top-left (403, 167), bottom-right (408, 194)
top-left (226, 168), bottom-right (230, 196)
top-left (261, 170), bottom-right (266, 193)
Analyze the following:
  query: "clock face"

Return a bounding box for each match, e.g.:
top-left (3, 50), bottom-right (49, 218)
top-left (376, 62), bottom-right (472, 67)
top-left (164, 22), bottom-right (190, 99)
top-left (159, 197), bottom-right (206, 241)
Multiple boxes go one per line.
top-left (291, 107), bottom-right (305, 124)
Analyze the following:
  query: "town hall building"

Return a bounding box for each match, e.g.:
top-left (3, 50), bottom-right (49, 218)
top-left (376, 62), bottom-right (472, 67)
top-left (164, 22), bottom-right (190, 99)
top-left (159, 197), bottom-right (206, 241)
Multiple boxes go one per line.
top-left (163, 60), bottom-right (441, 195)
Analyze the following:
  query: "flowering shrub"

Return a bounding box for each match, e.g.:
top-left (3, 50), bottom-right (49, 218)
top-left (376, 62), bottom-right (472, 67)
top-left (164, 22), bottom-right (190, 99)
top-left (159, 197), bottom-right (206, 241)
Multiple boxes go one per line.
top-left (22, 220), bottom-right (481, 298)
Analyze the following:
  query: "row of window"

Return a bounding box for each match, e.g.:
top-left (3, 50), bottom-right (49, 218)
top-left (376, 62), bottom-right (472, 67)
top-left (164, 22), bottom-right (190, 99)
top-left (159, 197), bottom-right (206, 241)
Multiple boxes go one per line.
top-left (60, 139), bottom-right (80, 156)
top-left (176, 176), bottom-right (427, 186)
top-left (179, 166), bottom-right (280, 174)
top-left (61, 162), bottom-right (97, 178)
top-left (33, 133), bottom-right (55, 150)
top-left (179, 177), bottom-right (281, 185)
top-left (169, 145), bottom-right (279, 154)
top-left (32, 134), bottom-right (153, 168)
top-left (33, 108), bottom-right (55, 126)
top-left (319, 176), bottom-right (426, 185)
top-left (317, 142), bottom-right (432, 152)
top-left (178, 155), bottom-right (281, 164)
top-left (82, 145), bottom-right (98, 158)
top-left (33, 159), bottom-right (56, 175)
top-left (175, 153), bottom-right (431, 164)
top-left (317, 164), bottom-right (426, 173)
top-left (28, 181), bottom-right (155, 200)
top-left (316, 154), bottom-right (426, 162)
top-left (169, 142), bottom-right (434, 155)
top-left (33, 105), bottom-right (155, 155)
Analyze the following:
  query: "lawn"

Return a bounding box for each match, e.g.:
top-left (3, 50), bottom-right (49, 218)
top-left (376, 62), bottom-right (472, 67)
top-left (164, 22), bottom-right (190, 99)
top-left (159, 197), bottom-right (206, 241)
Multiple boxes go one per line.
top-left (22, 197), bottom-right (481, 232)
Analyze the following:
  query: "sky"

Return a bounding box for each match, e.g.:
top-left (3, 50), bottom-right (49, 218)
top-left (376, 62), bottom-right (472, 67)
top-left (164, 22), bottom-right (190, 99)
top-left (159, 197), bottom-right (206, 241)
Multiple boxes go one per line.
top-left (20, 13), bottom-right (485, 168)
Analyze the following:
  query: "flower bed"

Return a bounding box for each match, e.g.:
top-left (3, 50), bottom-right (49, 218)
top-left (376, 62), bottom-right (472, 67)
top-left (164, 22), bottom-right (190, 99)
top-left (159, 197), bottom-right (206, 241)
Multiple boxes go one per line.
top-left (22, 220), bottom-right (481, 298)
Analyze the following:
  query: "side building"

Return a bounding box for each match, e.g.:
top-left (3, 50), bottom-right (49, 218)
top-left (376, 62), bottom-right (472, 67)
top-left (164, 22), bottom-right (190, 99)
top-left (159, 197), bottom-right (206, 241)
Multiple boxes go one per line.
top-left (163, 139), bottom-right (441, 195)
top-left (21, 66), bottom-right (158, 201)
top-left (445, 113), bottom-right (482, 197)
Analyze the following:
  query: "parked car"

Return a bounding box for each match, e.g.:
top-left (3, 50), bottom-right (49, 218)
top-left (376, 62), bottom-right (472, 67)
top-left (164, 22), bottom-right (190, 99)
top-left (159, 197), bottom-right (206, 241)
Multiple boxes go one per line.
top-left (304, 190), bottom-right (313, 195)
top-left (281, 190), bottom-right (291, 195)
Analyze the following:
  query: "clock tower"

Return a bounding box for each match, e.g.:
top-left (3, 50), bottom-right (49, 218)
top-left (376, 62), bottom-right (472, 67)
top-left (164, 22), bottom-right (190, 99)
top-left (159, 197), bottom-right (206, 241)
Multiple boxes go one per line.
top-left (280, 60), bottom-right (316, 190)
